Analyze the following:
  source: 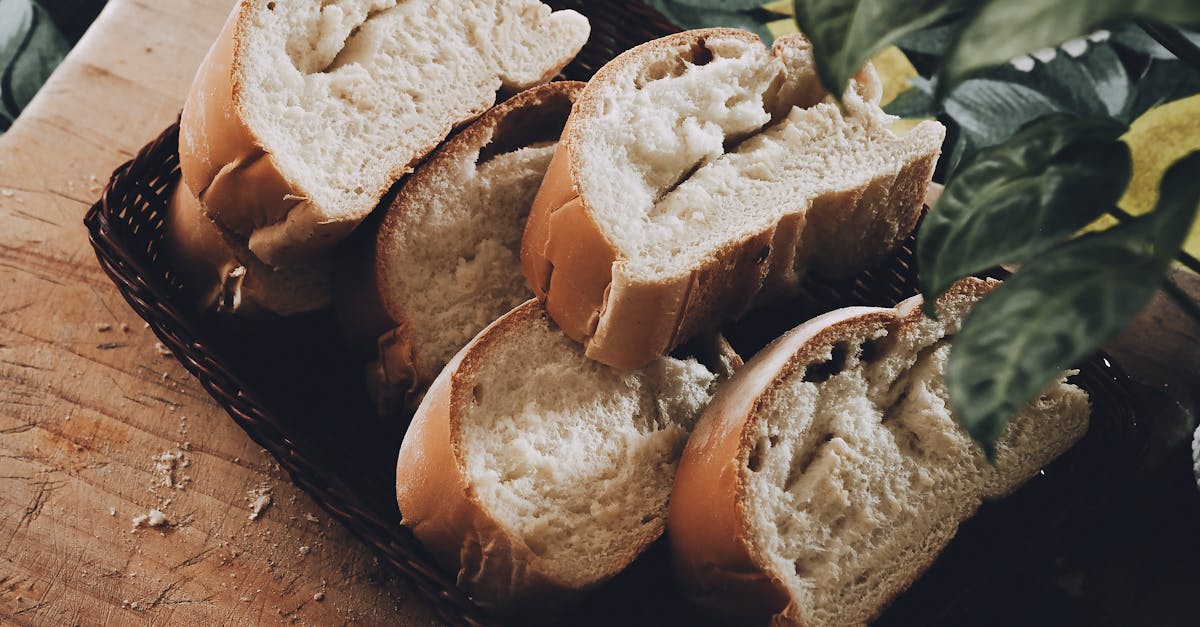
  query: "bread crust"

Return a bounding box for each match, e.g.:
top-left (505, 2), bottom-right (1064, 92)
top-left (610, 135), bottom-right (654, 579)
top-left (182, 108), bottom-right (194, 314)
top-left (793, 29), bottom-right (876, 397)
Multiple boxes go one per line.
top-left (353, 81), bottom-right (584, 391)
top-left (668, 305), bottom-right (889, 624)
top-left (179, 0), bottom-right (324, 267)
top-left (163, 179), bottom-right (331, 317)
top-left (668, 278), bottom-right (1084, 625)
top-left (522, 29), bottom-right (944, 369)
top-left (181, 0), bottom-right (589, 267)
top-left (395, 300), bottom-right (618, 616)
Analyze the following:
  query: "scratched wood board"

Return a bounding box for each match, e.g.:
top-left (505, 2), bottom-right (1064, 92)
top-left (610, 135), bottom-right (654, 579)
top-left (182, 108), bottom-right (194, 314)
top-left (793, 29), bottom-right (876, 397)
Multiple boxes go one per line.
top-left (0, 0), bottom-right (439, 624)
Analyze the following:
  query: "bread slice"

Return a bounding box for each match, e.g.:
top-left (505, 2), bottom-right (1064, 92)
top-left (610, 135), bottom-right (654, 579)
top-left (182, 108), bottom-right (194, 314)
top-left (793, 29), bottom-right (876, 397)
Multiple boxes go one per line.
top-left (180, 0), bottom-right (590, 266)
top-left (163, 180), bottom-right (330, 317)
top-left (522, 28), bottom-right (945, 369)
top-left (365, 81), bottom-right (584, 392)
top-left (668, 278), bottom-right (1090, 626)
top-left (395, 299), bottom-right (717, 615)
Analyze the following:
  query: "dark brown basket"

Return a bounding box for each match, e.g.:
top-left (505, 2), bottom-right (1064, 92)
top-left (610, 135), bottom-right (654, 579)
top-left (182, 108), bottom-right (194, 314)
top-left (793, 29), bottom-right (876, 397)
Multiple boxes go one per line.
top-left (84, 3), bottom-right (1146, 625)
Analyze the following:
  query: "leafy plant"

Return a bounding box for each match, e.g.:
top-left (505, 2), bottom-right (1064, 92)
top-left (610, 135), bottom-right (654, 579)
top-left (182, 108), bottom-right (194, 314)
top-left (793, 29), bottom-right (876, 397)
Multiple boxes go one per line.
top-left (799, 0), bottom-right (1200, 452)
top-left (1, 0), bottom-right (66, 130)
top-left (651, 0), bottom-right (1200, 452)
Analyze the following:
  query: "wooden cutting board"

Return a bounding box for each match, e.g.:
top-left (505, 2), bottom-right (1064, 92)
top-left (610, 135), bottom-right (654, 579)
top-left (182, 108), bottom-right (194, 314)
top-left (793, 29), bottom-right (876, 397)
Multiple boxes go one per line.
top-left (0, 0), bottom-right (440, 624)
top-left (0, 0), bottom-right (1196, 625)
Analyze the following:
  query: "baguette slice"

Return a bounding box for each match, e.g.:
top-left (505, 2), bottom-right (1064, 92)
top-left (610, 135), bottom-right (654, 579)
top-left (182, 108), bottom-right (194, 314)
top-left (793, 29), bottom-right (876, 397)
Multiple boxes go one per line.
top-left (180, 0), bottom-right (589, 266)
top-left (522, 28), bottom-right (945, 369)
top-left (395, 299), bottom-right (717, 615)
top-left (364, 81), bottom-right (584, 391)
top-left (163, 180), bottom-right (330, 317)
top-left (668, 278), bottom-right (1090, 626)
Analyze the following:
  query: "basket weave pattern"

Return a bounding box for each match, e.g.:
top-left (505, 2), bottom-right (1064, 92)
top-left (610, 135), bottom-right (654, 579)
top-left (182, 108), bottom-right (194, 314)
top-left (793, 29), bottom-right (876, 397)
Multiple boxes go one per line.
top-left (83, 3), bottom-right (1140, 625)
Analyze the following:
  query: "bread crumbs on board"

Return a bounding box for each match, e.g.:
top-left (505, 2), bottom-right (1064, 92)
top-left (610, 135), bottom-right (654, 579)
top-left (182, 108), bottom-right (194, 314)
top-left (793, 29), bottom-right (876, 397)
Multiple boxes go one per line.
top-left (248, 484), bottom-right (273, 521)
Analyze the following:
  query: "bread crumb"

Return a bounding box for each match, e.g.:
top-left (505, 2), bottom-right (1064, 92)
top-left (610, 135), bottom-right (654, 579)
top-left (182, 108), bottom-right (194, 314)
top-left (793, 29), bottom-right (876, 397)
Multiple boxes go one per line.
top-left (109, 507), bottom-right (116, 517)
top-left (154, 342), bottom-right (172, 357)
top-left (154, 450), bottom-right (188, 489)
top-left (313, 591), bottom-right (325, 602)
top-left (131, 508), bottom-right (168, 530)
top-left (248, 485), bottom-right (273, 521)
top-left (304, 513), bottom-right (319, 523)
top-left (298, 545), bottom-right (310, 556)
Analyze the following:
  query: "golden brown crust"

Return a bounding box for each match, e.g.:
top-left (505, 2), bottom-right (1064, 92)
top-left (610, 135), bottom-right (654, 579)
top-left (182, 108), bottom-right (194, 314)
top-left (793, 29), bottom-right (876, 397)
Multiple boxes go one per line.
top-left (181, 1), bottom-right (587, 267)
top-left (179, 0), bottom-right (309, 266)
top-left (395, 300), bottom-right (587, 617)
top-left (668, 305), bottom-right (891, 622)
top-left (523, 28), bottom-right (942, 370)
top-left (162, 179), bottom-right (330, 317)
top-left (670, 279), bottom-right (1009, 625)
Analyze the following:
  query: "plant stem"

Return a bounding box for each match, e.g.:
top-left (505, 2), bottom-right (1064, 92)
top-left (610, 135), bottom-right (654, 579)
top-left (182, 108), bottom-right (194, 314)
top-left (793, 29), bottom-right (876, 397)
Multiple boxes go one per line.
top-left (1163, 276), bottom-right (1200, 325)
top-left (1137, 20), bottom-right (1200, 71)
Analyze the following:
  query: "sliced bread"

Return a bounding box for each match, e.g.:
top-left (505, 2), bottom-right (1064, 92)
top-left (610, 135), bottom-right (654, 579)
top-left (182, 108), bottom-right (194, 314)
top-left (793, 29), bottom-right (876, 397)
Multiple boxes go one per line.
top-left (163, 180), bottom-right (330, 317)
top-left (362, 81), bottom-right (584, 391)
top-left (668, 278), bottom-right (1090, 626)
top-left (522, 28), bottom-right (945, 369)
top-left (395, 299), bottom-right (717, 615)
top-left (180, 0), bottom-right (590, 266)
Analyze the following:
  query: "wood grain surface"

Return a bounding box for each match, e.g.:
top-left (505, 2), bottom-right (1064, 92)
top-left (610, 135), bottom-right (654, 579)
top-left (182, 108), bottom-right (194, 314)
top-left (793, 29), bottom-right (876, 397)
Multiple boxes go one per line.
top-left (0, 0), bottom-right (439, 624)
top-left (0, 1), bottom-right (1197, 626)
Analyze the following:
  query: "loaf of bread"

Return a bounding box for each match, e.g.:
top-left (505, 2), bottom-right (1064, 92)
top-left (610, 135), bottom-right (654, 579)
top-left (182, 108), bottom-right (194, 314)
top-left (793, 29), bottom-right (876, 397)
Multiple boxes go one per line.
top-left (163, 180), bottom-right (330, 316)
top-left (180, 0), bottom-right (590, 266)
top-left (359, 81), bottom-right (584, 393)
top-left (522, 28), bottom-right (945, 369)
top-left (395, 299), bottom-right (717, 615)
top-left (668, 278), bottom-right (1090, 626)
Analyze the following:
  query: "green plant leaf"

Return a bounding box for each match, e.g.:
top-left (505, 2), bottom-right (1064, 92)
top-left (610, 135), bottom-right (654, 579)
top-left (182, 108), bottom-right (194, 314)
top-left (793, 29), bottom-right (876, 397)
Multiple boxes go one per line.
top-left (667, 0), bottom-right (766, 10)
top-left (645, 0), bottom-right (775, 43)
top-left (1122, 57), bottom-right (1200, 121)
top-left (792, 0), bottom-right (969, 96)
top-left (918, 115), bottom-right (1131, 310)
top-left (0, 0), bottom-right (68, 128)
top-left (947, 151), bottom-right (1200, 452)
top-left (884, 75), bottom-right (939, 118)
top-left (943, 79), bottom-right (1063, 146)
top-left (1112, 22), bottom-right (1200, 59)
top-left (941, 0), bottom-right (1200, 92)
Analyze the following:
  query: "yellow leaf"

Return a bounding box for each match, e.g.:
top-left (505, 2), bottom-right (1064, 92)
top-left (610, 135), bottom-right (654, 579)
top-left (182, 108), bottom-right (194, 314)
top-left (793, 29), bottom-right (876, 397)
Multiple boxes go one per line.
top-left (767, 17), bottom-right (798, 38)
top-left (1120, 94), bottom-right (1200, 260)
top-left (871, 46), bottom-right (919, 107)
top-left (762, 1), bottom-right (794, 15)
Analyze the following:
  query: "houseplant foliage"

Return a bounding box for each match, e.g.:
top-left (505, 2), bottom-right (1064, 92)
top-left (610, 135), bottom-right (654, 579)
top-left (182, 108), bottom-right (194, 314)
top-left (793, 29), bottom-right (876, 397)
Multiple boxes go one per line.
top-left (648, 0), bottom-right (1200, 452)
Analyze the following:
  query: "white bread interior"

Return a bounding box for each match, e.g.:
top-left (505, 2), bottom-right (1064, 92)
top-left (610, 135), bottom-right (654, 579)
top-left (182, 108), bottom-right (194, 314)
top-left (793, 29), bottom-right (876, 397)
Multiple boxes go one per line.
top-left (373, 82), bottom-right (583, 386)
top-left (183, 0), bottom-right (589, 265)
top-left (396, 300), bottom-right (716, 613)
top-left (522, 29), bottom-right (945, 369)
top-left (669, 279), bottom-right (1090, 626)
top-left (571, 31), bottom-right (942, 280)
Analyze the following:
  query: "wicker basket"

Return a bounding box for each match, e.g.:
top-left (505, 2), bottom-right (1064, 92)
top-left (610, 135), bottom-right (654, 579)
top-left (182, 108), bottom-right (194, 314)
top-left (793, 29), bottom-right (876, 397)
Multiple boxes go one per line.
top-left (84, 3), bottom-right (1145, 625)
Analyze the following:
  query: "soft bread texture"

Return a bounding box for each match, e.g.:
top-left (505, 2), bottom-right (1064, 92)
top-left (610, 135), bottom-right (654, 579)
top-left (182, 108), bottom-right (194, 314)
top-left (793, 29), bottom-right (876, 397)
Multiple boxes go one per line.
top-left (668, 278), bottom-right (1090, 626)
top-left (163, 180), bottom-right (331, 317)
top-left (367, 81), bottom-right (584, 392)
top-left (395, 299), bottom-right (716, 615)
top-left (180, 0), bottom-right (589, 266)
top-left (522, 28), bottom-right (945, 369)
